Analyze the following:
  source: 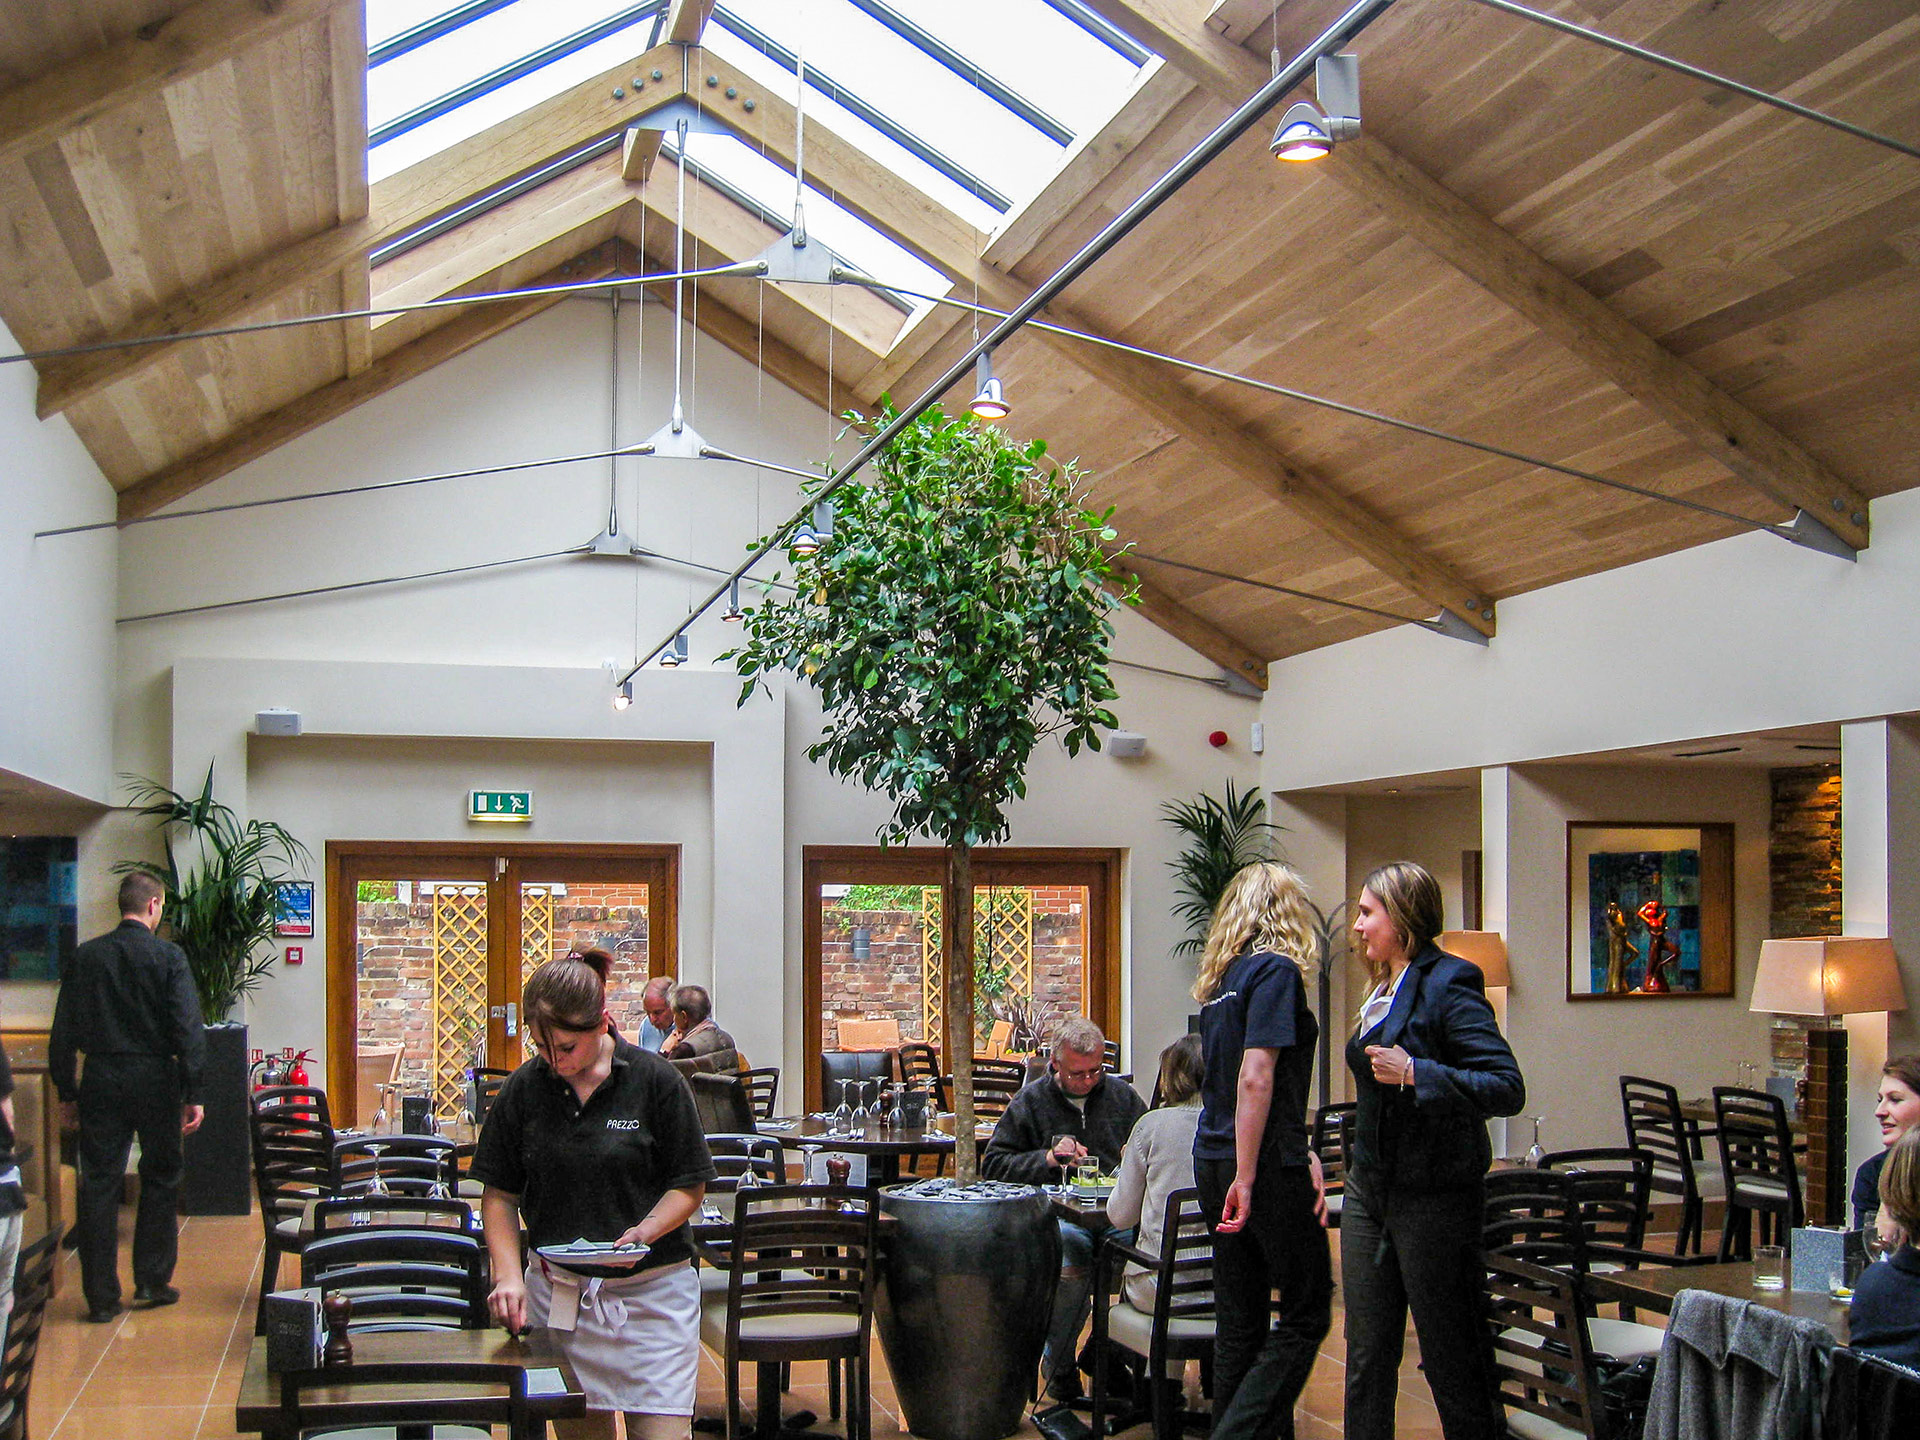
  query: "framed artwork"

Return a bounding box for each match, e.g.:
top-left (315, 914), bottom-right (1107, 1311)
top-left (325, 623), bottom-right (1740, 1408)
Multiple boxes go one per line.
top-left (0, 836), bottom-right (79, 982)
top-left (1566, 822), bottom-right (1733, 1000)
top-left (274, 880), bottom-right (315, 938)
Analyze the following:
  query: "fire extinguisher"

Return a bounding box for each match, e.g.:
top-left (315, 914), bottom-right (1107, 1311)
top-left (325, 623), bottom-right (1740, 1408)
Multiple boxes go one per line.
top-left (285, 1050), bottom-right (313, 1089)
top-left (251, 1052), bottom-right (286, 1092)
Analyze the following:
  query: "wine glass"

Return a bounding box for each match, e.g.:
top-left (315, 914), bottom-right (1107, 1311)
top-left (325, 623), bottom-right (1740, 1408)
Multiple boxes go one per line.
top-left (800, 1143), bottom-right (824, 1199)
top-left (1050, 1134), bottom-right (1074, 1193)
top-left (850, 1080), bottom-right (872, 1137)
top-left (832, 1082), bottom-right (854, 1138)
top-left (1524, 1116), bottom-right (1546, 1169)
top-left (363, 1141), bottom-right (391, 1200)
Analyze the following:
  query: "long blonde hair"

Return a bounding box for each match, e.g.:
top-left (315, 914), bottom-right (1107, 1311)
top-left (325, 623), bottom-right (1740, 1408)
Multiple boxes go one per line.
top-left (1191, 861), bottom-right (1317, 1003)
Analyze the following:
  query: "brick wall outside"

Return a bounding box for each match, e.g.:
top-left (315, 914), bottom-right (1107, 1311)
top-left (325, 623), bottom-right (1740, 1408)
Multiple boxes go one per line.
top-left (820, 889), bottom-right (1087, 1051)
top-left (355, 883), bottom-right (651, 1096)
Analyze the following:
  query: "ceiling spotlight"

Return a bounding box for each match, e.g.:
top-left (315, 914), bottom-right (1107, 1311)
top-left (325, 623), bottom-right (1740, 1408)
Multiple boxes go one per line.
top-left (613, 679), bottom-right (633, 711)
top-left (659, 634), bottom-right (689, 668)
top-left (790, 500), bottom-right (835, 558)
top-left (970, 350), bottom-right (1011, 420)
top-left (722, 578), bottom-right (746, 622)
top-left (1270, 52), bottom-right (1360, 162)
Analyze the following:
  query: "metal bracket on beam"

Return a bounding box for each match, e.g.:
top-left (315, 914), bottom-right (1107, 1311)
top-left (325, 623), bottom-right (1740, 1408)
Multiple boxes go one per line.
top-left (1422, 608), bottom-right (1493, 646)
top-left (642, 420), bottom-right (709, 458)
top-left (747, 233), bottom-right (840, 286)
top-left (1775, 509), bottom-right (1859, 561)
top-left (628, 94), bottom-right (739, 137)
top-left (1217, 668), bottom-right (1266, 700)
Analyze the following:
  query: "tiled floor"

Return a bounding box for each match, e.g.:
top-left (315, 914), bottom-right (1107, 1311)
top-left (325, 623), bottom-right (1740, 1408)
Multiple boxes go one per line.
top-left (25, 1207), bottom-right (1451, 1440)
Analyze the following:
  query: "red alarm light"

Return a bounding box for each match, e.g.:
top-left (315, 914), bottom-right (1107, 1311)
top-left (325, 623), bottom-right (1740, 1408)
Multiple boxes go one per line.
top-left (1208, 730), bottom-right (1230, 748)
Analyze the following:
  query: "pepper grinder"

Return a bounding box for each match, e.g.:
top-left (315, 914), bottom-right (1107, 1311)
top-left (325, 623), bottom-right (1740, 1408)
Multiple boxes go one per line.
top-left (322, 1291), bottom-right (354, 1367)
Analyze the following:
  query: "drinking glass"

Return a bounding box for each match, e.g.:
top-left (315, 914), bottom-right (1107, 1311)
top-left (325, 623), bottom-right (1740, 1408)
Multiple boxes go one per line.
top-left (832, 1082), bottom-right (854, 1138)
top-left (1524, 1116), bottom-right (1546, 1169)
top-left (1753, 1244), bottom-right (1787, 1291)
top-left (1863, 1211), bottom-right (1896, 1263)
top-left (1076, 1157), bottom-right (1102, 1189)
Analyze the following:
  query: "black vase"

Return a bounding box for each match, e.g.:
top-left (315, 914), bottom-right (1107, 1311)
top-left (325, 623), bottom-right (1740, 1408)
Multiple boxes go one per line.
top-left (876, 1182), bottom-right (1058, 1440)
top-left (179, 1021), bottom-right (252, 1215)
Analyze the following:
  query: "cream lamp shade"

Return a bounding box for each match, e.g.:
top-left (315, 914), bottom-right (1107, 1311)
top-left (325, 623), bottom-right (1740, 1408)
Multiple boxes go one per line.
top-left (1437, 930), bottom-right (1511, 989)
top-left (1748, 936), bottom-right (1907, 1017)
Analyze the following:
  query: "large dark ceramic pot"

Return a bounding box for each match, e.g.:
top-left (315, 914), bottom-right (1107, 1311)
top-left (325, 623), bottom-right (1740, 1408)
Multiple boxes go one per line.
top-left (179, 1021), bottom-right (251, 1215)
top-left (876, 1180), bottom-right (1058, 1440)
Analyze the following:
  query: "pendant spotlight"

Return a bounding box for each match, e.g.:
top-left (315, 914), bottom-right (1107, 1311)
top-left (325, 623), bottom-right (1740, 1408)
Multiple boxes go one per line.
top-left (1271, 52), bottom-right (1360, 161)
top-left (790, 500), bottom-right (836, 558)
top-left (721, 578), bottom-right (746, 623)
top-left (613, 679), bottom-right (633, 711)
top-left (969, 350), bottom-right (1011, 420)
top-left (658, 634), bottom-right (689, 668)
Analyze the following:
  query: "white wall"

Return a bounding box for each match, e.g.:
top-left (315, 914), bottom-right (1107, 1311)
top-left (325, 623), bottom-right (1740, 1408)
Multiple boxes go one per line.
top-left (106, 298), bottom-right (1259, 1099)
top-left (0, 319), bottom-right (119, 803)
top-left (1259, 489), bottom-right (1920, 793)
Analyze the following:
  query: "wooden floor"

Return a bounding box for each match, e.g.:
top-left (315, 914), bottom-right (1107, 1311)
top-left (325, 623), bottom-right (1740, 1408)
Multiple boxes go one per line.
top-left (22, 1205), bottom-right (1452, 1440)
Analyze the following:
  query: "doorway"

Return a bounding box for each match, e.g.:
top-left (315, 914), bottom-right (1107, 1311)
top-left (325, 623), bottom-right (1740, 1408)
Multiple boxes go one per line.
top-left (326, 842), bottom-right (678, 1125)
top-left (801, 846), bottom-right (1121, 1111)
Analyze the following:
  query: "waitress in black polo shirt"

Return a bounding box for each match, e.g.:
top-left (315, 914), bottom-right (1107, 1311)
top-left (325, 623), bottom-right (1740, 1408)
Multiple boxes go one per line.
top-left (472, 954), bottom-right (717, 1440)
top-left (1191, 861), bottom-right (1331, 1440)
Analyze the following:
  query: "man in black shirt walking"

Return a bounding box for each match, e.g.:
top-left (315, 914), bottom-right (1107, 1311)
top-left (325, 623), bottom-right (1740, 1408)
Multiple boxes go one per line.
top-left (51, 872), bottom-right (207, 1322)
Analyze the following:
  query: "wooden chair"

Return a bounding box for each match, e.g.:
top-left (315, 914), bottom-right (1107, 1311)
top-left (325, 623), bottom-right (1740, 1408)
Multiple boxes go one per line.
top-left (981, 1020), bottom-right (1016, 1058)
top-left (948, 1059), bottom-right (1027, 1124)
top-left (1090, 1187), bottom-right (1216, 1440)
top-left (1484, 1251), bottom-right (1610, 1440)
top-left (1620, 1074), bottom-right (1722, 1256)
top-left (1309, 1103), bottom-right (1354, 1229)
top-left (699, 1186), bottom-right (879, 1440)
top-left (739, 1066), bottom-right (781, 1122)
top-left (1713, 1085), bottom-right (1803, 1260)
top-left (307, 1194), bottom-right (479, 1238)
top-left (467, 1066), bottom-right (511, 1125)
top-left (897, 1043), bottom-right (939, 1087)
top-left (835, 1017), bottom-right (902, 1051)
top-left (331, 1133), bottom-right (458, 1198)
top-left (692, 1072), bottom-right (759, 1136)
top-left (249, 1084), bottom-right (336, 1334)
top-left (355, 1045), bottom-right (404, 1130)
top-left (1541, 1147), bottom-right (1654, 1267)
top-left (0, 1230), bottom-right (57, 1440)
top-left (270, 1359), bottom-right (535, 1440)
top-left (300, 1227), bottom-right (491, 1331)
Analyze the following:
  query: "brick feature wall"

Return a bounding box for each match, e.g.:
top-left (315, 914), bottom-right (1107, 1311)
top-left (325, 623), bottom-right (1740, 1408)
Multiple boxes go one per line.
top-left (819, 888), bottom-right (1087, 1052)
top-left (1770, 764), bottom-right (1841, 939)
top-left (355, 882), bottom-right (651, 1103)
top-left (1805, 1027), bottom-right (1847, 1226)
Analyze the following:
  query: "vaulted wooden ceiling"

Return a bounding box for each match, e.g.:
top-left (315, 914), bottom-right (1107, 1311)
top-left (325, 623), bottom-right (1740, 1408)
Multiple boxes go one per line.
top-left (4, 0), bottom-right (1916, 690)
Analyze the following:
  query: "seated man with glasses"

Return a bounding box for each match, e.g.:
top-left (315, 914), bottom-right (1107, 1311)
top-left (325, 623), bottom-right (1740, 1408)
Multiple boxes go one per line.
top-left (985, 1017), bottom-right (1146, 1401)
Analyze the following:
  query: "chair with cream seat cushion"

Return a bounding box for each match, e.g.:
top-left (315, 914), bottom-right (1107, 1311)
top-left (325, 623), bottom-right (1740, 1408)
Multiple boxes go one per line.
top-left (1620, 1074), bottom-right (1725, 1256)
top-left (1090, 1187), bottom-right (1216, 1440)
top-left (1486, 1251), bottom-right (1610, 1440)
top-left (1713, 1085), bottom-right (1803, 1261)
top-left (699, 1186), bottom-right (878, 1440)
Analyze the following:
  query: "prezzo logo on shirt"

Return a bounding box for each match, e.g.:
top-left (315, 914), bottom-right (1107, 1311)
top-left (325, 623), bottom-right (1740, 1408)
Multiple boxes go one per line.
top-left (1201, 989), bottom-right (1239, 1009)
top-left (606, 1118), bottom-right (641, 1131)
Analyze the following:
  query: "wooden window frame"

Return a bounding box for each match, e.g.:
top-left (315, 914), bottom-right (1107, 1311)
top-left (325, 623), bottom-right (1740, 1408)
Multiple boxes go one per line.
top-left (800, 845), bottom-right (1122, 1112)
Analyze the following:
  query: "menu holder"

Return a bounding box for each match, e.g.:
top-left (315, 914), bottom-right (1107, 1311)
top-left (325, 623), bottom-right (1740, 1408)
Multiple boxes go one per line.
top-left (1789, 1225), bottom-right (1866, 1295)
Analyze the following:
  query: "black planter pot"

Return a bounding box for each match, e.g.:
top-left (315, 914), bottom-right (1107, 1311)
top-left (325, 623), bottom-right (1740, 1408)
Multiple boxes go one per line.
top-left (179, 1021), bottom-right (251, 1215)
top-left (876, 1181), bottom-right (1059, 1440)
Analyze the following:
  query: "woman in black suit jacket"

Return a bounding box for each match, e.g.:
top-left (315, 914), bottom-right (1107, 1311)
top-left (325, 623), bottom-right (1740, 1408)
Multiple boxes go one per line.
top-left (1342, 861), bottom-right (1525, 1440)
top-left (1852, 1126), bottom-right (1920, 1369)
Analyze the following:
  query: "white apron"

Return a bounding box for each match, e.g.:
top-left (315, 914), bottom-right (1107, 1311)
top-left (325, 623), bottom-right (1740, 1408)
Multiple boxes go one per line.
top-left (525, 1257), bottom-right (701, 1414)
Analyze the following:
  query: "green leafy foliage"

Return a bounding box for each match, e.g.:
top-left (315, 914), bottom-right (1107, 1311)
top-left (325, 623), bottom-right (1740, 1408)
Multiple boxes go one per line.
top-left (729, 403), bottom-right (1132, 851)
top-left (1162, 781), bottom-right (1282, 955)
top-left (114, 765), bottom-right (311, 1023)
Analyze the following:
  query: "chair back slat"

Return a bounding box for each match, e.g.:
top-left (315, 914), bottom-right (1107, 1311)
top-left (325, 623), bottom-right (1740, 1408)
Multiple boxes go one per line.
top-left (897, 1043), bottom-right (939, 1086)
top-left (1484, 1251), bottom-right (1607, 1440)
top-left (1543, 1146), bottom-right (1653, 1253)
top-left (308, 1195), bottom-right (478, 1236)
top-left (1310, 1104), bottom-right (1355, 1195)
top-left (1483, 1167), bottom-right (1588, 1272)
top-left (739, 1067), bottom-right (781, 1122)
top-left (331, 1134), bottom-right (458, 1198)
top-left (707, 1134), bottom-right (787, 1191)
top-left (0, 1231), bottom-right (58, 1440)
top-left (1151, 1188), bottom-right (1215, 1326)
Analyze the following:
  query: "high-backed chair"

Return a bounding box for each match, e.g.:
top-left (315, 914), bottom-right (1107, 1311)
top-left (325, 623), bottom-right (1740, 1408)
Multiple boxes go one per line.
top-left (1090, 1187), bottom-right (1216, 1440)
top-left (699, 1186), bottom-right (879, 1440)
top-left (691, 1072), bottom-right (759, 1136)
top-left (819, 1049), bottom-right (893, 1112)
top-left (331, 1133), bottom-right (458, 1198)
top-left (250, 1084), bottom-right (336, 1333)
top-left (0, 1230), bottom-right (57, 1440)
top-left (467, 1066), bottom-right (511, 1125)
top-left (739, 1066), bottom-right (781, 1122)
top-left (897, 1043), bottom-right (939, 1088)
top-left (300, 1227), bottom-right (490, 1331)
top-left (1620, 1074), bottom-right (1723, 1256)
top-left (1310, 1103), bottom-right (1355, 1229)
top-left (1484, 1251), bottom-right (1610, 1440)
top-left (1713, 1085), bottom-right (1803, 1260)
top-left (355, 1045), bottom-right (404, 1130)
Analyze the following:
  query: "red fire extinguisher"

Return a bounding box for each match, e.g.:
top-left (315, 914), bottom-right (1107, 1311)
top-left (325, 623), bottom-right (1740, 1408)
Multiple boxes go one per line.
top-left (285, 1050), bottom-right (313, 1089)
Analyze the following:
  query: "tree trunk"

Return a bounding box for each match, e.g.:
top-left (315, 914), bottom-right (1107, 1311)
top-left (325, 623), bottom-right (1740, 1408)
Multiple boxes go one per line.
top-left (945, 841), bottom-right (978, 1182)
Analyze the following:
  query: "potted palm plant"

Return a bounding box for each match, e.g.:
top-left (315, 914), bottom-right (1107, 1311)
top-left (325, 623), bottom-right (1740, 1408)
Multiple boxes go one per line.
top-left (734, 402), bottom-right (1128, 1440)
top-left (116, 764), bottom-right (310, 1214)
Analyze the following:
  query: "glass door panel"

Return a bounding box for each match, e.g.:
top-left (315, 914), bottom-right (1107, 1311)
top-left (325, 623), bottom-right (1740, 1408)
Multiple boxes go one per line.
top-left (519, 879), bottom-right (655, 1039)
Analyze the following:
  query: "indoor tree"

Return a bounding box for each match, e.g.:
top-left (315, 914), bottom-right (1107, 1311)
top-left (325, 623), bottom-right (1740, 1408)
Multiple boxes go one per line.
top-left (732, 402), bottom-right (1129, 1181)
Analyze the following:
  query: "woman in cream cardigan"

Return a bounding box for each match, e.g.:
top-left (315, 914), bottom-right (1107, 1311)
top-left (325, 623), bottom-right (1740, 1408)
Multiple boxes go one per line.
top-left (1106, 1035), bottom-right (1207, 1309)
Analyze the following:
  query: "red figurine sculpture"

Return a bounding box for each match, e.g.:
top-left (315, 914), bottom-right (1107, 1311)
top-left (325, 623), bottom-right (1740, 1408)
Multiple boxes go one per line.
top-left (1636, 898), bottom-right (1679, 993)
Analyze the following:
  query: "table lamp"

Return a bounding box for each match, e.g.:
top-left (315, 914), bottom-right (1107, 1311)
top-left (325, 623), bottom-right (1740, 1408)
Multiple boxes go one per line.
top-left (1437, 930), bottom-right (1511, 988)
top-left (1750, 936), bottom-right (1907, 1225)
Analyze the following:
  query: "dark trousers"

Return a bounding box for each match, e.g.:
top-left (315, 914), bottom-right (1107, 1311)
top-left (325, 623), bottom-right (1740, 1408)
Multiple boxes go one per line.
top-left (76, 1054), bottom-right (184, 1311)
top-left (1340, 1181), bottom-right (1500, 1440)
top-left (1195, 1157), bottom-right (1332, 1440)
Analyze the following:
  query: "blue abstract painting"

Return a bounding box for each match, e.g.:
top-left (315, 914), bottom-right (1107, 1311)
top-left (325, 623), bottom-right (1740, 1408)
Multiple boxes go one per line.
top-left (1, 836), bottom-right (79, 982)
top-left (1587, 848), bottom-right (1702, 993)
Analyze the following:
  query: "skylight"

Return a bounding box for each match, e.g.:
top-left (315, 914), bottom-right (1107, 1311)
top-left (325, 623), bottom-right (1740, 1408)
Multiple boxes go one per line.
top-left (365, 1), bottom-right (1153, 303)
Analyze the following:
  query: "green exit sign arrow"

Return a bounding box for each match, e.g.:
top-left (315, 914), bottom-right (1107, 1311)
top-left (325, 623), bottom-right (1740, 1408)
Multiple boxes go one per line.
top-left (469, 789), bottom-right (533, 822)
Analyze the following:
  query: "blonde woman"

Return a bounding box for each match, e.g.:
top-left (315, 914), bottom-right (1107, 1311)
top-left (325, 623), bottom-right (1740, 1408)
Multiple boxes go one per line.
top-left (1342, 862), bottom-right (1524, 1440)
top-left (1190, 861), bottom-right (1331, 1440)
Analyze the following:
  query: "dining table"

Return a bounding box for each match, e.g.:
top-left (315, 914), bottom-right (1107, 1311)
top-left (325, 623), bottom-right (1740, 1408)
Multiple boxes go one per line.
top-left (763, 1114), bottom-right (961, 1186)
top-left (233, 1326), bottom-right (585, 1440)
top-left (1583, 1259), bottom-right (1851, 1345)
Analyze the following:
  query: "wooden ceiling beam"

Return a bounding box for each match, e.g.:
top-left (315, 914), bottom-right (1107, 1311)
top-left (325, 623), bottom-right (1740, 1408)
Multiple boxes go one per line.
top-left (663, 0), bottom-right (719, 46)
top-left (1090, 0), bottom-right (1873, 549)
top-left (1106, 558), bottom-right (1269, 688)
top-left (34, 41), bottom-right (688, 417)
top-left (115, 242), bottom-right (622, 522)
top-left (0, 0), bottom-right (356, 169)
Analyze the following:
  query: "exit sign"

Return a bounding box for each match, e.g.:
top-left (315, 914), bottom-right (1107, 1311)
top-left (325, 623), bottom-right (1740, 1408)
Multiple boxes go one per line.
top-left (469, 789), bottom-right (533, 822)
